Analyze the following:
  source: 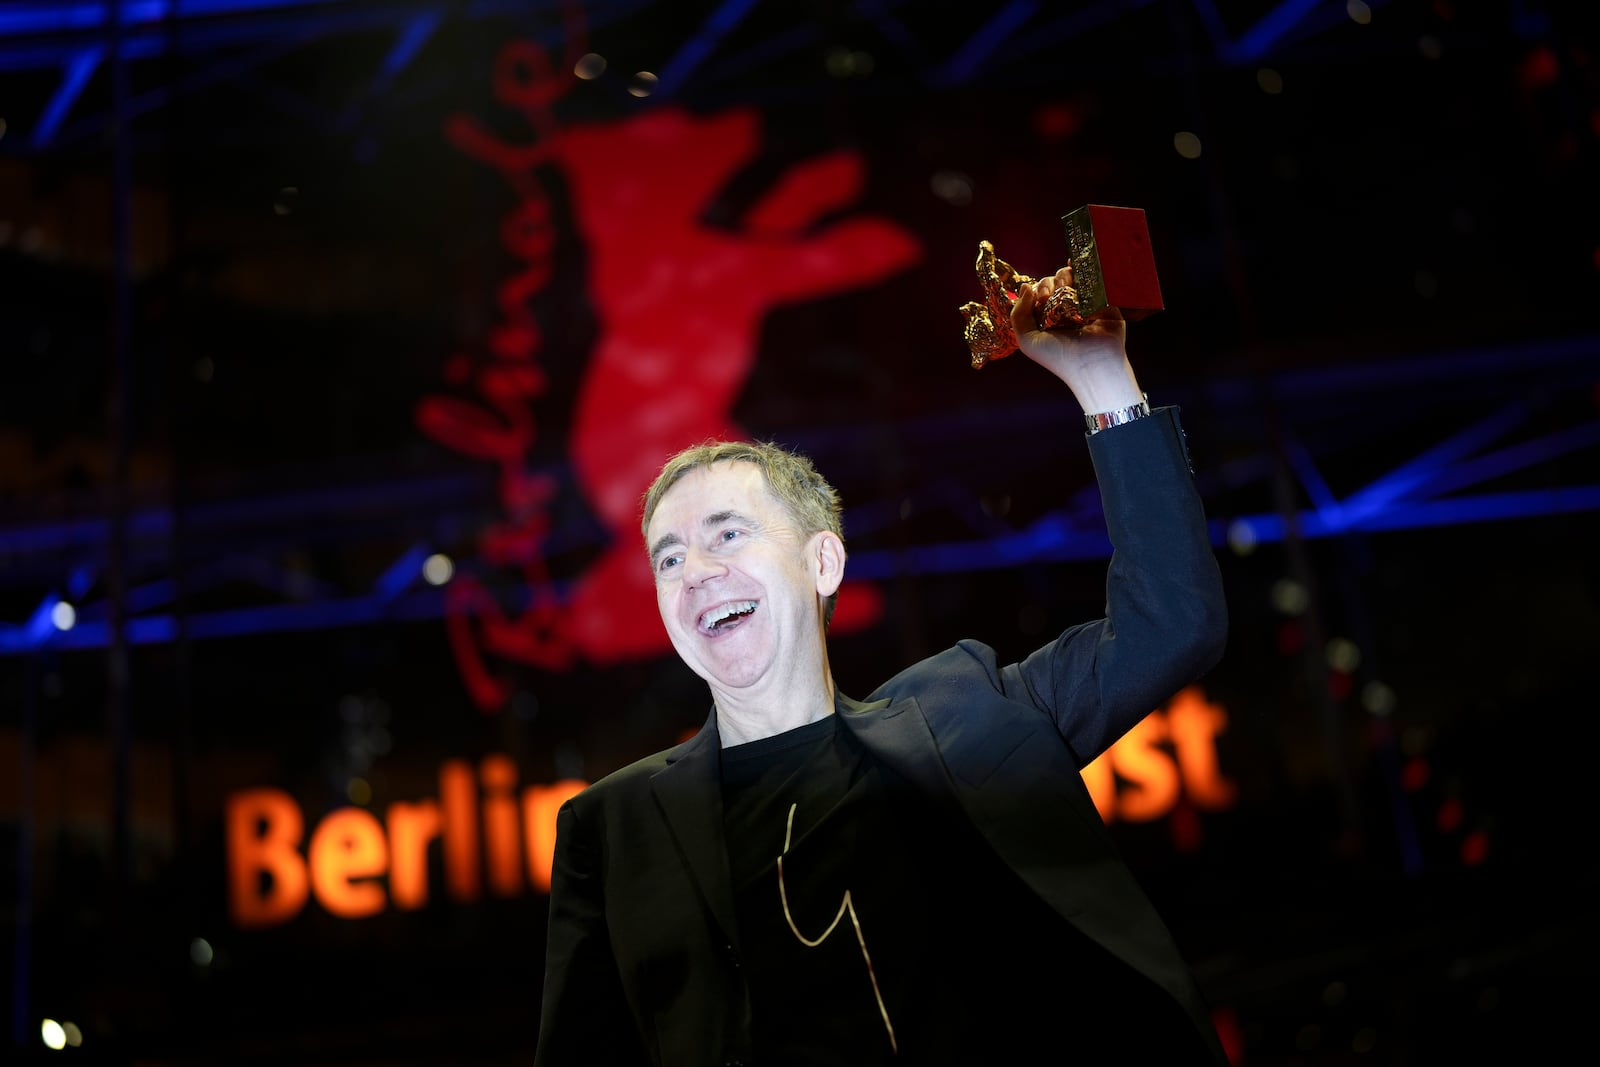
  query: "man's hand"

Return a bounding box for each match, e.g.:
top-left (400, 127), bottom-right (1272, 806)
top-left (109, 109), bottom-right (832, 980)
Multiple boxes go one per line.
top-left (1011, 268), bottom-right (1145, 414)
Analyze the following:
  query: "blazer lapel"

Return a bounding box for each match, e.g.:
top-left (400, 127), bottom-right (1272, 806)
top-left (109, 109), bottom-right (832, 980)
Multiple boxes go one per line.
top-left (651, 710), bottom-right (740, 946)
top-left (842, 686), bottom-right (1196, 1001)
top-left (834, 692), bottom-right (954, 797)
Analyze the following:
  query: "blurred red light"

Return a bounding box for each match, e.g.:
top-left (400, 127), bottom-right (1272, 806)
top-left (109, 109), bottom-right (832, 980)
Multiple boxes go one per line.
top-left (1400, 756), bottom-right (1429, 792)
top-left (1437, 796), bottom-right (1463, 832)
top-left (1518, 45), bottom-right (1559, 90)
top-left (1460, 830), bottom-right (1489, 866)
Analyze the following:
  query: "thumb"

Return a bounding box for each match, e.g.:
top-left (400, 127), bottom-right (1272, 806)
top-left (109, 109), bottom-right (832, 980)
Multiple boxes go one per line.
top-left (1009, 281), bottom-right (1038, 333)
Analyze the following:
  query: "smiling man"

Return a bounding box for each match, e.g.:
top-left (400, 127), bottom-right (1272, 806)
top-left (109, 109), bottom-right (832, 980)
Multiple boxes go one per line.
top-left (534, 267), bottom-right (1231, 1066)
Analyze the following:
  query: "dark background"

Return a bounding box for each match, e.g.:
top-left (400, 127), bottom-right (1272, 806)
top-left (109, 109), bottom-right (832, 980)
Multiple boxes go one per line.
top-left (3, 1), bottom-right (1598, 1063)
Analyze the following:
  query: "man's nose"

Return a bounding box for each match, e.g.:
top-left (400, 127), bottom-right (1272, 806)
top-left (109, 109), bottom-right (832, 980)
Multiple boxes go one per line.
top-left (682, 546), bottom-right (726, 587)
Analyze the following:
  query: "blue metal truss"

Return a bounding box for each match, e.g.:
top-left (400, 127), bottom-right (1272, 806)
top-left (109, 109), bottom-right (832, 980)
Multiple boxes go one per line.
top-left (0, 0), bottom-right (652, 150)
top-left (0, 0), bottom-right (1409, 152)
top-left (3, 332), bottom-right (1594, 655)
top-left (0, 0), bottom-right (1584, 655)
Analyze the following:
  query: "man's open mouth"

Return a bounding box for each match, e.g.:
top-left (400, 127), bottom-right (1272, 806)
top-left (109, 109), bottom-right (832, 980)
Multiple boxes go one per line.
top-left (699, 600), bottom-right (757, 634)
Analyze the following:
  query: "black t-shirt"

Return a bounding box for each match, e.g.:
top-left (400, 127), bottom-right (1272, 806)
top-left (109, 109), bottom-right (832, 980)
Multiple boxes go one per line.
top-left (720, 714), bottom-right (1208, 1065)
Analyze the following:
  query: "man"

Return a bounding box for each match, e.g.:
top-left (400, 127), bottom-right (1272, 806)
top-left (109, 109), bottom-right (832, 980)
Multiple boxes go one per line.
top-left (534, 266), bottom-right (1230, 1065)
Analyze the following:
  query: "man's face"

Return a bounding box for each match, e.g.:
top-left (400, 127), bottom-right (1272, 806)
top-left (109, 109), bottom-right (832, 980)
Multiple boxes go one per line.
top-left (645, 461), bottom-right (836, 699)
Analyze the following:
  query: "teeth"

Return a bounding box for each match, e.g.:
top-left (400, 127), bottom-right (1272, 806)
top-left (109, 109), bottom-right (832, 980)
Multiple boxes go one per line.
top-left (700, 601), bottom-right (757, 632)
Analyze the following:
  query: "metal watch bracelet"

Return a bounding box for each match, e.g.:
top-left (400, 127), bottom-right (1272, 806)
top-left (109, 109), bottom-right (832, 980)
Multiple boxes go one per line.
top-left (1084, 394), bottom-right (1151, 435)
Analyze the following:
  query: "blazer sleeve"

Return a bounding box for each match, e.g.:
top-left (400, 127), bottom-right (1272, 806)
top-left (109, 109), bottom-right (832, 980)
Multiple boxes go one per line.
top-left (1007, 405), bottom-right (1227, 764)
top-left (533, 798), bottom-right (650, 1067)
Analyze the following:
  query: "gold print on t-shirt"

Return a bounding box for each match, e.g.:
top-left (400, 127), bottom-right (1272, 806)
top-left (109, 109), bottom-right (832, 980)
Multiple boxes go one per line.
top-left (777, 802), bottom-right (898, 1054)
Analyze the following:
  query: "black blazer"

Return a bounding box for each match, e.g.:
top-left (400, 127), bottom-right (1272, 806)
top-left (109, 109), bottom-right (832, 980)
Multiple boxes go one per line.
top-left (535, 407), bottom-right (1230, 1066)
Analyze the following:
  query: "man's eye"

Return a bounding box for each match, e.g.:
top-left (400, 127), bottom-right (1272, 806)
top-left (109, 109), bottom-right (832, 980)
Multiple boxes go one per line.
top-left (720, 529), bottom-right (740, 543)
top-left (658, 555), bottom-right (680, 572)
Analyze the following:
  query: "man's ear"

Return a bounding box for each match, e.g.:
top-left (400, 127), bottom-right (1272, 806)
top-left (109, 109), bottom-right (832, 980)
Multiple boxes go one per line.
top-left (812, 531), bottom-right (846, 598)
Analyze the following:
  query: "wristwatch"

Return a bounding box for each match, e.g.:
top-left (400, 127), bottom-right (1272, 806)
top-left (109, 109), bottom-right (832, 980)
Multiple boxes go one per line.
top-left (1084, 394), bottom-right (1151, 435)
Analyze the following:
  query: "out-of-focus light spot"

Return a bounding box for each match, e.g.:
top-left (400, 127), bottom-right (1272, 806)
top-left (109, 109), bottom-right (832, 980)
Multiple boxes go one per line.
top-left (1270, 578), bottom-right (1309, 615)
top-left (190, 937), bottom-right (214, 966)
top-left (1351, 1026), bottom-right (1378, 1053)
top-left (899, 498), bottom-right (913, 520)
top-left (273, 186), bottom-right (299, 216)
top-left (50, 602), bottom-right (76, 631)
top-left (1436, 795), bottom-right (1463, 832)
top-left (1227, 519), bottom-right (1257, 555)
top-left (978, 494), bottom-right (1011, 518)
top-left (1418, 34), bottom-right (1443, 60)
top-left (1295, 1023), bottom-right (1321, 1051)
top-left (194, 356), bottom-right (215, 383)
top-left (422, 553), bottom-right (454, 585)
top-left (1518, 45), bottom-right (1559, 90)
top-left (1322, 980), bottom-right (1347, 1007)
top-left (1256, 68), bottom-right (1283, 94)
top-left (1346, 1), bottom-right (1372, 26)
top-left (930, 170), bottom-right (973, 206)
top-left (1325, 637), bottom-right (1361, 672)
top-left (1211, 1006), bottom-right (1243, 1067)
top-left (627, 71), bottom-right (658, 98)
top-left (0, 118), bottom-right (7, 142)
top-left (1032, 102), bottom-right (1082, 140)
top-left (1169, 802), bottom-right (1203, 853)
top-left (1460, 829), bottom-right (1489, 866)
top-left (1361, 680), bottom-right (1396, 716)
top-left (1275, 620), bottom-right (1305, 655)
top-left (1326, 669), bottom-right (1352, 701)
top-left (347, 777), bottom-right (372, 805)
top-left (41, 1019), bottom-right (66, 1050)
top-left (1173, 131), bottom-right (1203, 159)
top-left (574, 53), bottom-right (606, 80)
top-left (1400, 755), bottom-right (1429, 791)
top-left (1414, 270), bottom-right (1439, 298)
top-left (1477, 986), bottom-right (1500, 1011)
top-left (63, 1022), bottom-right (82, 1047)
top-left (443, 352), bottom-right (472, 384)
top-left (824, 47), bottom-right (874, 78)
top-left (1400, 725), bottom-right (1430, 756)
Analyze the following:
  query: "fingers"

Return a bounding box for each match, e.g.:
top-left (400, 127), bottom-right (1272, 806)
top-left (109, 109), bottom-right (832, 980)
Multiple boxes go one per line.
top-left (1027, 266), bottom-right (1073, 301)
top-left (1010, 280), bottom-right (1037, 332)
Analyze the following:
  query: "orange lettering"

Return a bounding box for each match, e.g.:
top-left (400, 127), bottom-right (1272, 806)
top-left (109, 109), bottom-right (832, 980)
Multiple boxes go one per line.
top-left (1080, 752), bottom-right (1117, 822)
top-left (1110, 715), bottom-right (1181, 823)
top-left (440, 759), bottom-right (480, 901)
top-left (308, 808), bottom-right (389, 918)
top-left (1167, 686), bottom-right (1236, 810)
top-left (224, 758), bottom-right (587, 926)
top-left (481, 755), bottom-right (523, 897)
top-left (523, 779), bottom-right (586, 891)
top-left (225, 788), bottom-right (308, 929)
top-left (386, 799), bottom-right (444, 909)
top-left (1083, 691), bottom-right (1235, 825)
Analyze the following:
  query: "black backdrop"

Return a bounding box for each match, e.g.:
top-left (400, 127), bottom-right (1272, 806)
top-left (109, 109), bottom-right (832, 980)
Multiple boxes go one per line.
top-left (3, 2), bottom-right (1598, 1063)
